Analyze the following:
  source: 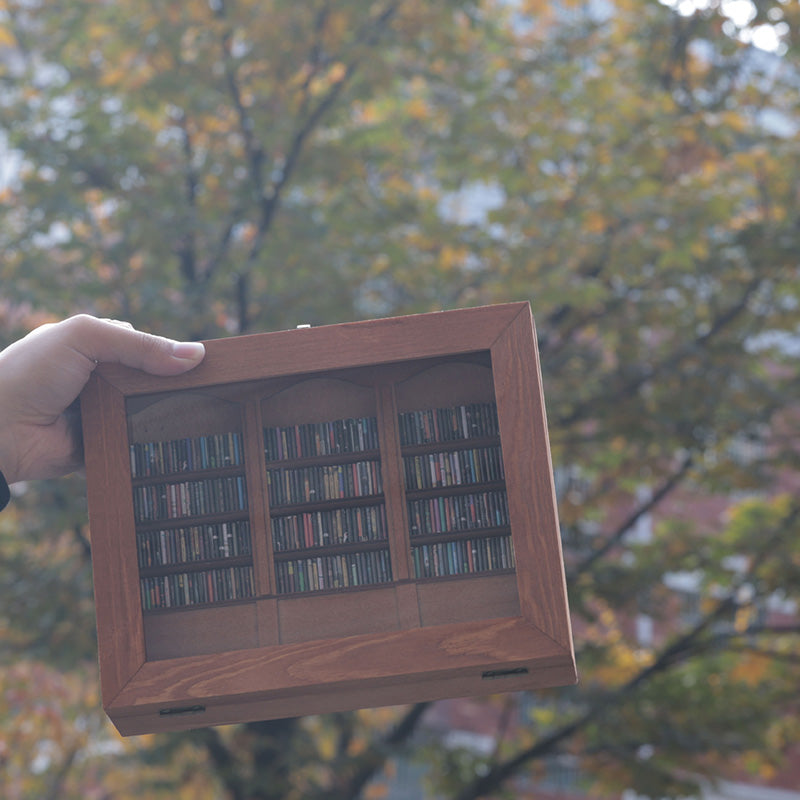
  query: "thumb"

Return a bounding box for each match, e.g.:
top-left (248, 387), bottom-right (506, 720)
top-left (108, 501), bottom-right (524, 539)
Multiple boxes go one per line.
top-left (64, 316), bottom-right (206, 376)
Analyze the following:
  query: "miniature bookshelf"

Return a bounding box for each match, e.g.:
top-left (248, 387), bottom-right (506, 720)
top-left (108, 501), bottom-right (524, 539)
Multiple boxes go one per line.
top-left (81, 302), bottom-right (576, 736)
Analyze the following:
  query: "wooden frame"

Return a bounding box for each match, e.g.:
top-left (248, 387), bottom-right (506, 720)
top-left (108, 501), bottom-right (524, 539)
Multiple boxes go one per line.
top-left (81, 302), bottom-right (576, 735)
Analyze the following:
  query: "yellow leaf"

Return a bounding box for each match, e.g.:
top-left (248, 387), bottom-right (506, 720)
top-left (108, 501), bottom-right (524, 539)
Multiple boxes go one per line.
top-left (734, 605), bottom-right (754, 633)
top-left (731, 651), bottom-right (770, 686)
top-left (87, 23), bottom-right (113, 40)
top-left (100, 67), bottom-right (129, 87)
top-left (327, 62), bottom-right (346, 84)
top-left (407, 97), bottom-right (429, 120)
top-left (356, 101), bottom-right (382, 125)
top-left (386, 173), bottom-right (412, 195)
top-left (584, 211), bottom-right (607, 234)
top-left (317, 730), bottom-right (336, 761)
top-left (759, 763), bottom-right (778, 781)
top-left (690, 240), bottom-right (709, 260)
top-left (439, 245), bottom-right (466, 271)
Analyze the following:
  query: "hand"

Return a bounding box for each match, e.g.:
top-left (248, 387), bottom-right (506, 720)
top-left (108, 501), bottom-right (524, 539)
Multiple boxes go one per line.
top-left (0, 315), bottom-right (205, 484)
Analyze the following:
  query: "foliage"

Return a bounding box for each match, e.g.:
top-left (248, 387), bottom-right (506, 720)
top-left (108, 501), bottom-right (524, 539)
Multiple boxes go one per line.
top-left (1, 0), bottom-right (798, 798)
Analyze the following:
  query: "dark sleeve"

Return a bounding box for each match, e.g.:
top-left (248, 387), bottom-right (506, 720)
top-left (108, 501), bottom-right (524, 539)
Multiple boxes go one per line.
top-left (0, 471), bottom-right (10, 512)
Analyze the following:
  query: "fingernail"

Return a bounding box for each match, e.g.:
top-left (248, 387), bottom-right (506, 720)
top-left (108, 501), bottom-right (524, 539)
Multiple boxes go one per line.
top-left (172, 341), bottom-right (206, 361)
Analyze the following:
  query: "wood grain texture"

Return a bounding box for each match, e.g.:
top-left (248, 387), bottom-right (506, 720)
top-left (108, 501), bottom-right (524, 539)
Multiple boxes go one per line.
top-left (243, 401), bottom-right (273, 598)
top-left (111, 616), bottom-right (571, 712)
top-left (114, 654), bottom-right (574, 735)
top-left (94, 304), bottom-right (528, 395)
top-left (81, 374), bottom-right (146, 704)
top-left (491, 305), bottom-right (574, 656)
top-left (376, 380), bottom-right (411, 582)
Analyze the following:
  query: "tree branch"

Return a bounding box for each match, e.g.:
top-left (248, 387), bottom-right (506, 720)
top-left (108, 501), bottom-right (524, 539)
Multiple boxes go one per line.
top-left (176, 109), bottom-right (199, 285)
top-left (249, 0), bottom-right (404, 258)
top-left (682, 627), bottom-right (800, 663)
top-left (569, 451), bottom-right (695, 580)
top-left (318, 702), bottom-right (431, 800)
top-left (231, 0), bottom-right (404, 331)
top-left (191, 727), bottom-right (246, 800)
top-left (44, 746), bottom-right (78, 800)
top-left (556, 275), bottom-right (765, 429)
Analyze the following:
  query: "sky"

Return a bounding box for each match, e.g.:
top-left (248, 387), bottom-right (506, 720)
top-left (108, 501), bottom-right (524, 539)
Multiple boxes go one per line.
top-left (661, 0), bottom-right (790, 53)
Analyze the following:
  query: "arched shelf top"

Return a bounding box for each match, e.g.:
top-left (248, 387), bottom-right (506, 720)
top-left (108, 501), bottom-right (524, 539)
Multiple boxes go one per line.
top-left (260, 377), bottom-right (377, 427)
top-left (127, 392), bottom-right (243, 443)
top-left (395, 361), bottom-right (496, 413)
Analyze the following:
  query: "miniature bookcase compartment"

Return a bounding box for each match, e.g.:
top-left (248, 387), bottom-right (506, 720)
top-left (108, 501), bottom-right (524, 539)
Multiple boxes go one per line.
top-left (129, 393), bottom-right (252, 614)
top-left (81, 303), bottom-right (576, 736)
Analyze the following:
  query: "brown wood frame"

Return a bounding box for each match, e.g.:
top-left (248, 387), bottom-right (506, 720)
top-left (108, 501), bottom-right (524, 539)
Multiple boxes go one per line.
top-left (81, 302), bottom-right (576, 735)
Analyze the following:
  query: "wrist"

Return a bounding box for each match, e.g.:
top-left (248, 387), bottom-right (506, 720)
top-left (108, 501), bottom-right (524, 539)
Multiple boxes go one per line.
top-left (0, 386), bottom-right (22, 484)
top-left (0, 396), bottom-right (20, 485)
top-left (0, 384), bottom-right (17, 484)
top-left (0, 469), bottom-right (9, 511)
top-left (0, 430), bottom-right (18, 486)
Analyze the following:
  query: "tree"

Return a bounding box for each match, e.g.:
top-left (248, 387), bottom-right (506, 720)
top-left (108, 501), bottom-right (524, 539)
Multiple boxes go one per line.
top-left (1, 0), bottom-right (798, 798)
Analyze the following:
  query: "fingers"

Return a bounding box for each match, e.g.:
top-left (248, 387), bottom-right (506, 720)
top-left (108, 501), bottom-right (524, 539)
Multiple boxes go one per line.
top-left (0, 315), bottom-right (205, 484)
top-left (60, 315), bottom-right (206, 376)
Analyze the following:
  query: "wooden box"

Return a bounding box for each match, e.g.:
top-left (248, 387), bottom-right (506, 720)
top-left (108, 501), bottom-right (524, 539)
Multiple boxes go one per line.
top-left (81, 302), bottom-right (576, 736)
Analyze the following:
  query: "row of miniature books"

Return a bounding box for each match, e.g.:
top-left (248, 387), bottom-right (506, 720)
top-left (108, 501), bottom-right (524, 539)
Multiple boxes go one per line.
top-left (137, 530), bottom-right (515, 611)
top-left (133, 475), bottom-right (248, 523)
top-left (140, 564), bottom-right (255, 611)
top-left (407, 489), bottom-right (510, 536)
top-left (133, 489), bottom-right (512, 573)
top-left (398, 402), bottom-right (500, 447)
top-left (137, 520), bottom-right (252, 570)
top-left (130, 432), bottom-right (244, 478)
top-left (271, 504), bottom-right (387, 552)
top-left (137, 533), bottom-right (515, 611)
top-left (412, 534), bottom-right (515, 579)
top-left (128, 401), bottom-right (502, 482)
top-left (275, 536), bottom-right (513, 595)
top-left (264, 415), bottom-right (380, 462)
top-left (402, 445), bottom-right (505, 491)
top-left (263, 402), bottom-right (503, 464)
top-left (130, 448), bottom-right (502, 523)
top-left (274, 547), bottom-right (393, 595)
top-left (271, 490), bottom-right (509, 555)
top-left (266, 459), bottom-right (383, 507)
top-left (133, 490), bottom-right (512, 571)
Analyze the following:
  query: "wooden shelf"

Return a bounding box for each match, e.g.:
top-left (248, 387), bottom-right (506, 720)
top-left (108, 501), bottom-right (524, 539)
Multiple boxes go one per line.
top-left (140, 555), bottom-right (253, 577)
top-left (273, 540), bottom-right (389, 559)
top-left (410, 527), bottom-right (510, 543)
top-left (404, 480), bottom-right (507, 498)
top-left (267, 494), bottom-right (386, 514)
top-left (265, 450), bottom-right (381, 469)
top-left (81, 302), bottom-right (576, 735)
top-left (134, 512), bottom-right (250, 530)
top-left (132, 468), bottom-right (246, 487)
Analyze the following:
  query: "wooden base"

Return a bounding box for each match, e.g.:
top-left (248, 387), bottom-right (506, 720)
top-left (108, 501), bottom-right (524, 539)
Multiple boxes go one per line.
top-left (143, 573), bottom-right (521, 660)
top-left (113, 616), bottom-right (575, 735)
